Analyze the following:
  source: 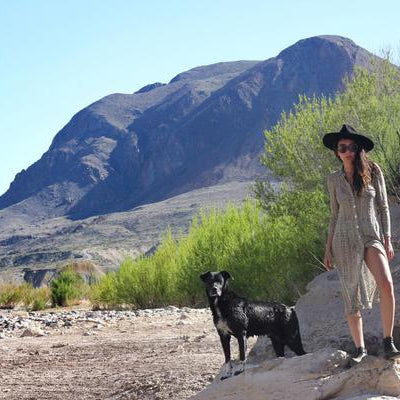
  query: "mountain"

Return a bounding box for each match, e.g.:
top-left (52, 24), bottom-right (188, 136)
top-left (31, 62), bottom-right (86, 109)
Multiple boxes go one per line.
top-left (0, 35), bottom-right (375, 220)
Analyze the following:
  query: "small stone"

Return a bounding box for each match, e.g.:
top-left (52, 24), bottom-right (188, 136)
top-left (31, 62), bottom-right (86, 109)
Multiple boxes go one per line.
top-left (21, 327), bottom-right (45, 337)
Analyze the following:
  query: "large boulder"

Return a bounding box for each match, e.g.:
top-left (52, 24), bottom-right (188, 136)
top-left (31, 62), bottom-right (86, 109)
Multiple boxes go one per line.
top-left (250, 262), bottom-right (400, 361)
top-left (192, 349), bottom-right (400, 400)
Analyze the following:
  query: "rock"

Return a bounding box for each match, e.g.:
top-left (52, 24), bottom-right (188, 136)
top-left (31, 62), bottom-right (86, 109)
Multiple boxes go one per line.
top-left (23, 268), bottom-right (57, 288)
top-left (249, 265), bottom-right (400, 363)
top-left (176, 320), bottom-right (191, 326)
top-left (21, 327), bottom-right (45, 337)
top-left (166, 305), bottom-right (180, 312)
top-left (191, 349), bottom-right (400, 400)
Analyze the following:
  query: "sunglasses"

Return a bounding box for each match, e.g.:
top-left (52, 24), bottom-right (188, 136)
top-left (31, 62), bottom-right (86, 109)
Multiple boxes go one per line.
top-left (337, 143), bottom-right (359, 153)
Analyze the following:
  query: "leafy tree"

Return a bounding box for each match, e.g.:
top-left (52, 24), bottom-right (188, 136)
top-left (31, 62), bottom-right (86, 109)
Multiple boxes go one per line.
top-left (256, 57), bottom-right (400, 205)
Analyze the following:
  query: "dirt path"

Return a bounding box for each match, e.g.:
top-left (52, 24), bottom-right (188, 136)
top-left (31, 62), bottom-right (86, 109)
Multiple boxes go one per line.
top-left (0, 307), bottom-right (247, 400)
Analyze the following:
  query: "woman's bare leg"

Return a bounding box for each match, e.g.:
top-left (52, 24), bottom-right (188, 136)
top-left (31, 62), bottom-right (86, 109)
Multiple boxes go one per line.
top-left (364, 246), bottom-right (395, 338)
top-left (347, 311), bottom-right (364, 348)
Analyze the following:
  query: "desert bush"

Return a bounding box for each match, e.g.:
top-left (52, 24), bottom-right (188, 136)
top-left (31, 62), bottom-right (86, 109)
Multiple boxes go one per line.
top-left (0, 283), bottom-right (23, 309)
top-left (91, 197), bottom-right (325, 309)
top-left (50, 267), bottom-right (85, 307)
top-left (30, 287), bottom-right (52, 310)
top-left (90, 229), bottom-right (180, 308)
top-left (0, 282), bottom-right (51, 310)
top-left (177, 195), bottom-right (327, 305)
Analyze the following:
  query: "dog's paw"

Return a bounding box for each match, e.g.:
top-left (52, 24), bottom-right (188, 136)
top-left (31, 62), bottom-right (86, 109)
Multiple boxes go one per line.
top-left (233, 360), bottom-right (245, 376)
top-left (220, 361), bottom-right (233, 380)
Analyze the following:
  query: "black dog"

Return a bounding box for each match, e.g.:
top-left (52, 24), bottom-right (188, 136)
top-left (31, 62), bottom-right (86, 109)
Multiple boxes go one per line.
top-left (200, 270), bottom-right (306, 379)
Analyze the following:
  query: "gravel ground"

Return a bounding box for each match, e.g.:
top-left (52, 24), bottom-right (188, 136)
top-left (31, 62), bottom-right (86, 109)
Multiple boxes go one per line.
top-left (0, 306), bottom-right (249, 400)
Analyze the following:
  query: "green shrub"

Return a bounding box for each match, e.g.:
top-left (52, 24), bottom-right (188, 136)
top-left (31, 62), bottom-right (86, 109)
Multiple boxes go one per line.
top-left (0, 283), bottom-right (23, 309)
top-left (90, 229), bottom-right (180, 309)
top-left (0, 282), bottom-right (51, 310)
top-left (91, 197), bottom-right (325, 309)
top-left (89, 272), bottom-right (119, 309)
top-left (50, 267), bottom-right (84, 307)
top-left (30, 287), bottom-right (52, 310)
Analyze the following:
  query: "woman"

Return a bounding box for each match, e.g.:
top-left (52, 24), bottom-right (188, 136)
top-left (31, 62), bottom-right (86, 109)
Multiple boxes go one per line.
top-left (323, 124), bottom-right (400, 362)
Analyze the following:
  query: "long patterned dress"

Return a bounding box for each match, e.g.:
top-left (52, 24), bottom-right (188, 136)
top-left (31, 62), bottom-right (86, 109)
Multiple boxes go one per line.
top-left (327, 164), bottom-right (390, 314)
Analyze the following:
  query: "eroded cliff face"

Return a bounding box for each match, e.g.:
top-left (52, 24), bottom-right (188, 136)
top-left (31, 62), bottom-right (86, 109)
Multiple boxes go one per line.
top-left (0, 36), bottom-right (374, 220)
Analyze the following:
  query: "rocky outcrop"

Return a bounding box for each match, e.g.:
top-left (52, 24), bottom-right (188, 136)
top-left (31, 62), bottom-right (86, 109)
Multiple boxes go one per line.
top-left (249, 264), bottom-right (400, 362)
top-left (22, 261), bottom-right (105, 288)
top-left (23, 268), bottom-right (57, 288)
top-left (192, 349), bottom-right (400, 400)
top-left (0, 36), bottom-right (375, 220)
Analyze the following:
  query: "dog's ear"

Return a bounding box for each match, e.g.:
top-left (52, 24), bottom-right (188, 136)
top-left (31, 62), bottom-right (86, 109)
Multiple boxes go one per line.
top-left (220, 271), bottom-right (231, 283)
top-left (200, 271), bottom-right (212, 282)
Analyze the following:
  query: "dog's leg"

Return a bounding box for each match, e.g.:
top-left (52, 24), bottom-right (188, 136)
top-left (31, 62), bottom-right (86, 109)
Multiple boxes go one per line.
top-left (285, 309), bottom-right (306, 355)
top-left (233, 332), bottom-right (247, 376)
top-left (219, 334), bottom-right (233, 380)
top-left (270, 337), bottom-right (285, 357)
top-left (286, 335), bottom-right (307, 356)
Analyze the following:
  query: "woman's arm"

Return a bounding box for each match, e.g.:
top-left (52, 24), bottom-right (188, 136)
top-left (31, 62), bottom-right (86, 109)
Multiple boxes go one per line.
top-left (374, 164), bottom-right (394, 261)
top-left (324, 174), bottom-right (339, 270)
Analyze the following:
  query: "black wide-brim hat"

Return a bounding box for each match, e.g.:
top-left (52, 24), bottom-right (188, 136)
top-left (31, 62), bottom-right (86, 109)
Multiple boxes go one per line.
top-left (323, 124), bottom-right (374, 152)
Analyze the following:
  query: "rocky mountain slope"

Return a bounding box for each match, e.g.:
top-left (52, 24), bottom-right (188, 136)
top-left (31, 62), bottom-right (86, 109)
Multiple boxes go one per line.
top-left (0, 35), bottom-right (378, 275)
top-left (0, 35), bottom-right (374, 220)
top-left (0, 181), bottom-right (252, 281)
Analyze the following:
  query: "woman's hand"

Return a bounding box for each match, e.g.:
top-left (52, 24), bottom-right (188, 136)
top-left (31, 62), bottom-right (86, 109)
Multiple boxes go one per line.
top-left (384, 236), bottom-right (394, 262)
top-left (323, 249), bottom-right (333, 271)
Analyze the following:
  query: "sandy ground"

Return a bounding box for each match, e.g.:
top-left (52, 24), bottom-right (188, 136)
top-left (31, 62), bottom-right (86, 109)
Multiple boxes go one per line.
top-left (0, 307), bottom-right (257, 400)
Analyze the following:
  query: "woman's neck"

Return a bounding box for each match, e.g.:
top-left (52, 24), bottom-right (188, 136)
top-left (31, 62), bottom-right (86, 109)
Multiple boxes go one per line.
top-left (343, 160), bottom-right (354, 175)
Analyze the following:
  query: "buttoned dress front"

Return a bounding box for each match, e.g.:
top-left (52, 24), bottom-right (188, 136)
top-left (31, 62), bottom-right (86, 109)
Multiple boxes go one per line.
top-left (327, 164), bottom-right (391, 314)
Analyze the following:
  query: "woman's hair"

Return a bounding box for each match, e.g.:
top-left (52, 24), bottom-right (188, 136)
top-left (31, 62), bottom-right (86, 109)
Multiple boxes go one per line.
top-left (334, 141), bottom-right (377, 195)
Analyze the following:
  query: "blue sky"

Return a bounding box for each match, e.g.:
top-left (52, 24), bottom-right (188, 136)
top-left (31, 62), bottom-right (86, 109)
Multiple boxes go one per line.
top-left (1, 0), bottom-right (399, 196)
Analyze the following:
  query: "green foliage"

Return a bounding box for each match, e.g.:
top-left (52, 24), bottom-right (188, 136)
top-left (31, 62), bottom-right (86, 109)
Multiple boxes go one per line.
top-left (257, 57), bottom-right (400, 201)
top-left (90, 229), bottom-right (181, 309)
top-left (50, 267), bottom-right (85, 307)
top-left (0, 283), bottom-right (23, 309)
top-left (0, 282), bottom-right (51, 310)
top-left (89, 273), bottom-right (119, 309)
top-left (30, 287), bottom-right (51, 311)
top-left (91, 198), bottom-right (325, 309)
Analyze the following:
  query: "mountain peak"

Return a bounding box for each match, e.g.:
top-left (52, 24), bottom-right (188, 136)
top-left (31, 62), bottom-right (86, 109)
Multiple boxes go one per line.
top-left (134, 82), bottom-right (166, 94)
top-left (277, 35), bottom-right (362, 60)
top-left (0, 36), bottom-right (377, 219)
top-left (168, 61), bottom-right (260, 84)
